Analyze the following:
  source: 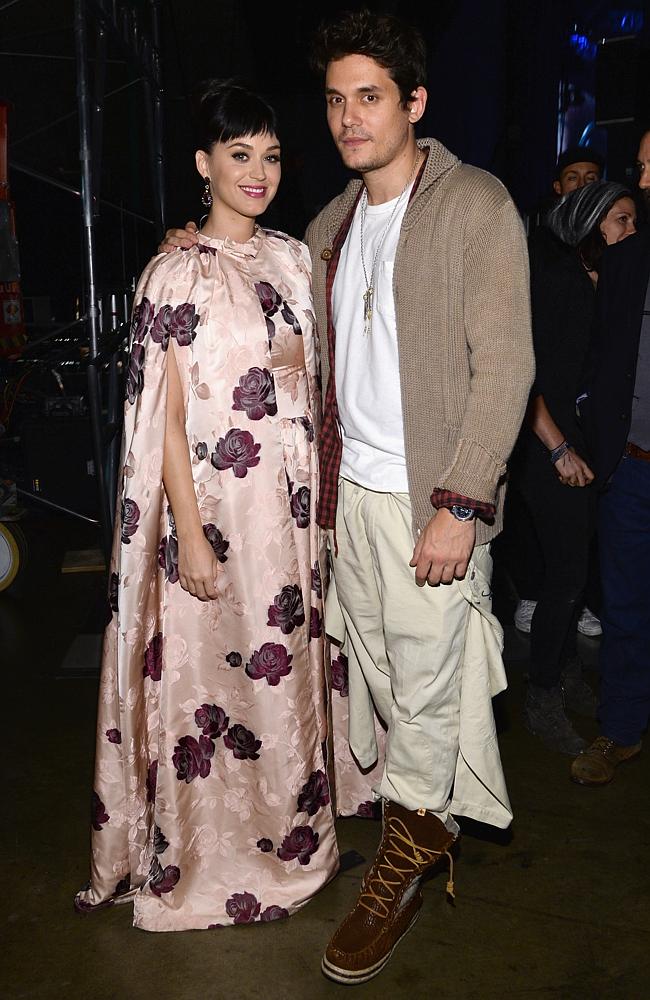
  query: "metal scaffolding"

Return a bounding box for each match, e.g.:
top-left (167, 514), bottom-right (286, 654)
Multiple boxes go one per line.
top-left (3, 0), bottom-right (167, 559)
top-left (75, 0), bottom-right (166, 558)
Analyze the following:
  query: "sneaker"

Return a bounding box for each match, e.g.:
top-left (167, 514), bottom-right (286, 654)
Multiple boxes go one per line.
top-left (321, 801), bottom-right (457, 985)
top-left (577, 607), bottom-right (602, 637)
top-left (571, 736), bottom-right (641, 785)
top-left (523, 683), bottom-right (587, 755)
top-left (514, 599), bottom-right (536, 633)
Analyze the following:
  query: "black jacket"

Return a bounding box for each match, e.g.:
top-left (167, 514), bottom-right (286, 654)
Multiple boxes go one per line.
top-left (579, 229), bottom-right (650, 485)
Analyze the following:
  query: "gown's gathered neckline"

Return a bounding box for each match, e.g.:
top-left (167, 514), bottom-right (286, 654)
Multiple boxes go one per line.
top-left (196, 225), bottom-right (263, 259)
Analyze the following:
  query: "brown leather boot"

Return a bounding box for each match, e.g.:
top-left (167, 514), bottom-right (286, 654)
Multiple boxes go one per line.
top-left (321, 800), bottom-right (457, 985)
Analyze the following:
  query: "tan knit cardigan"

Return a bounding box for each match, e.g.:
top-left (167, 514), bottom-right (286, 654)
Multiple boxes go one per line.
top-left (305, 138), bottom-right (535, 545)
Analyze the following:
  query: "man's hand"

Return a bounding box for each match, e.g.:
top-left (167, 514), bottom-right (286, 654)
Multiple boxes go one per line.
top-left (158, 221), bottom-right (200, 254)
top-left (409, 508), bottom-right (476, 587)
top-left (554, 448), bottom-right (594, 487)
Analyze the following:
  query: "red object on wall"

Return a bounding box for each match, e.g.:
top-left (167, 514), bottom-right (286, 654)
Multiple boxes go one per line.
top-left (0, 100), bottom-right (26, 358)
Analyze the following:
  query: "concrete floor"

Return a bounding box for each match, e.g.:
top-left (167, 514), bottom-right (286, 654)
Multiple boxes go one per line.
top-left (3, 514), bottom-right (649, 1000)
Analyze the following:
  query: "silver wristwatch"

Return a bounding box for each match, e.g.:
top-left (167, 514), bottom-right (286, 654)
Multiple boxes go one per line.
top-left (449, 504), bottom-right (476, 522)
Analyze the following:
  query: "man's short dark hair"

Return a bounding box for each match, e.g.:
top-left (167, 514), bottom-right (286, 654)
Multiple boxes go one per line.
top-left (311, 8), bottom-right (427, 107)
top-left (555, 145), bottom-right (605, 179)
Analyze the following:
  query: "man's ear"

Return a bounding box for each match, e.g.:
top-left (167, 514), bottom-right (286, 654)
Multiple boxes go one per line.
top-left (552, 179), bottom-right (562, 196)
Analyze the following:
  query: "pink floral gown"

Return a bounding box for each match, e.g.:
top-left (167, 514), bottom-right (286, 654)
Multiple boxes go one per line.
top-left (75, 228), bottom-right (340, 931)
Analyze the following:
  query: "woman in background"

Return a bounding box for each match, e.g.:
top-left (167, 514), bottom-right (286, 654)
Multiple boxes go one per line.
top-left (514, 180), bottom-right (636, 755)
top-left (75, 81), bottom-right (338, 931)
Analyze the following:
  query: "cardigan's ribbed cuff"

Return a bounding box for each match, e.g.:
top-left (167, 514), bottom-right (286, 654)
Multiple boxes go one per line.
top-left (437, 437), bottom-right (505, 508)
top-left (430, 489), bottom-right (496, 524)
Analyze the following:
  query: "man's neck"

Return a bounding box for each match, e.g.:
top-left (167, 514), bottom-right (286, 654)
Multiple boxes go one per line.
top-left (363, 140), bottom-right (422, 206)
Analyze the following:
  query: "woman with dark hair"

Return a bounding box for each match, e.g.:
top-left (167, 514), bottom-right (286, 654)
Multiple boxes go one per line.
top-left (514, 180), bottom-right (636, 755)
top-left (75, 81), bottom-right (339, 930)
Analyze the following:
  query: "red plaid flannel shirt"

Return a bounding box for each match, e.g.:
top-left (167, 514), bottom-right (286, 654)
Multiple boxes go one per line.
top-left (315, 160), bottom-right (496, 529)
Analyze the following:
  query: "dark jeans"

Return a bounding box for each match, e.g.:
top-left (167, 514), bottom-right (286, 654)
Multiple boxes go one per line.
top-left (598, 455), bottom-right (650, 745)
top-left (515, 449), bottom-right (595, 687)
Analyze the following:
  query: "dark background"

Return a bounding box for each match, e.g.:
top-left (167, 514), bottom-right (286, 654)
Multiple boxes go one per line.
top-left (1, 0), bottom-right (649, 325)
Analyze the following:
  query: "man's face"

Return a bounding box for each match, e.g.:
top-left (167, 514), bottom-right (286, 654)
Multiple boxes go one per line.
top-left (553, 161), bottom-right (601, 196)
top-left (637, 131), bottom-right (650, 210)
top-left (324, 54), bottom-right (425, 176)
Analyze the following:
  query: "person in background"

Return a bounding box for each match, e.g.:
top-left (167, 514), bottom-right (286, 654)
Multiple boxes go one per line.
top-left (512, 181), bottom-right (636, 756)
top-left (75, 80), bottom-right (339, 930)
top-left (571, 128), bottom-right (650, 785)
top-left (512, 144), bottom-right (606, 639)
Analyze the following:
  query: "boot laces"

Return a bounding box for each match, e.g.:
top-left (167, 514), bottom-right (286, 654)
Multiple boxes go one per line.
top-left (358, 816), bottom-right (454, 918)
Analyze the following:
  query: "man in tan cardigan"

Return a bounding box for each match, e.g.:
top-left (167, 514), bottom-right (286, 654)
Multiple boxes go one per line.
top-left (308, 10), bottom-right (533, 986)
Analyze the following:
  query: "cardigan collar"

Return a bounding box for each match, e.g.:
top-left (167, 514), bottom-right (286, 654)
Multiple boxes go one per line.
top-left (322, 138), bottom-right (460, 245)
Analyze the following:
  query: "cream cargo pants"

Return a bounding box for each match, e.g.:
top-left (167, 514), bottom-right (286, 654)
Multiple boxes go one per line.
top-left (329, 478), bottom-right (494, 823)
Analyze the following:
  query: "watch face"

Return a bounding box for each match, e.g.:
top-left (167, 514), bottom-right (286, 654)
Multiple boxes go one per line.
top-left (450, 505), bottom-right (475, 521)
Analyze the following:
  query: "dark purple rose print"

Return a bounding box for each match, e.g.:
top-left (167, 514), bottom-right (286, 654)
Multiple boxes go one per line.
top-left (121, 498), bottom-right (140, 544)
top-left (297, 769), bottom-right (330, 817)
top-left (331, 652), bottom-right (349, 698)
top-left (224, 724), bottom-right (262, 761)
top-left (143, 632), bottom-right (163, 681)
top-left (106, 728), bottom-right (121, 744)
top-left (115, 875), bottom-right (131, 897)
top-left (211, 428), bottom-right (261, 479)
top-left (194, 703), bottom-right (229, 739)
top-left (226, 651), bottom-right (242, 668)
top-left (149, 856), bottom-right (180, 897)
top-left (172, 734), bottom-right (215, 783)
top-left (125, 341), bottom-right (145, 404)
top-left (225, 892), bottom-right (261, 925)
top-left (154, 825), bottom-right (169, 854)
top-left (310, 607), bottom-right (322, 641)
top-left (151, 303), bottom-right (172, 351)
top-left (109, 572), bottom-right (119, 613)
top-left (277, 826), bottom-right (320, 866)
top-left (254, 281), bottom-right (282, 316)
top-left (267, 584), bottom-right (305, 635)
top-left (169, 302), bottom-right (199, 346)
top-left (357, 800), bottom-right (381, 820)
top-left (311, 561), bottom-right (322, 599)
top-left (158, 534), bottom-right (179, 584)
top-left (260, 906), bottom-right (289, 922)
top-left (195, 441), bottom-right (208, 461)
top-left (130, 296), bottom-right (154, 344)
top-left (281, 301), bottom-right (303, 336)
top-left (146, 760), bottom-right (158, 804)
top-left (257, 838), bottom-right (273, 853)
top-left (290, 485), bottom-right (310, 528)
top-left (254, 281), bottom-right (282, 340)
top-left (298, 415), bottom-right (315, 442)
top-left (232, 367), bottom-right (277, 421)
top-left (202, 523), bottom-right (229, 563)
top-left (92, 791), bottom-right (109, 832)
top-left (245, 642), bottom-right (293, 687)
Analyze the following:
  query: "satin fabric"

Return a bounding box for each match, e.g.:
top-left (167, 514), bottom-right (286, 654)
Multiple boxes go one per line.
top-left (76, 229), bottom-right (345, 930)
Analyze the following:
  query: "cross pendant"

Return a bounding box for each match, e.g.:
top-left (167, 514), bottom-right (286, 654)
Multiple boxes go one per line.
top-left (363, 286), bottom-right (373, 335)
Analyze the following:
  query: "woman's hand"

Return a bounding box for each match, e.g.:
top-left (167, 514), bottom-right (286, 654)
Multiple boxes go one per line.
top-left (158, 221), bottom-right (200, 254)
top-left (178, 533), bottom-right (220, 601)
top-left (554, 447), bottom-right (595, 487)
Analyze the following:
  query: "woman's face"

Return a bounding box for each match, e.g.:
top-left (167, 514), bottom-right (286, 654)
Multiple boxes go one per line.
top-left (195, 131), bottom-right (281, 223)
top-left (599, 196), bottom-right (636, 245)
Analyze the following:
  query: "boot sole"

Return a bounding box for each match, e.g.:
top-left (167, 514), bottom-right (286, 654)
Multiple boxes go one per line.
top-left (320, 909), bottom-right (420, 985)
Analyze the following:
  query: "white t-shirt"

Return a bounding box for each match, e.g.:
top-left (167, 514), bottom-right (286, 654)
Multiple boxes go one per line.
top-left (332, 188), bottom-right (412, 492)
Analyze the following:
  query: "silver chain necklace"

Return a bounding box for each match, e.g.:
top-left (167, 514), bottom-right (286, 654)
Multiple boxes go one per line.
top-left (359, 151), bottom-right (421, 336)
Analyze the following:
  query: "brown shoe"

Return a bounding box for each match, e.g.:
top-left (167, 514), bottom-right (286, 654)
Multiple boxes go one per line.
top-left (571, 735), bottom-right (642, 785)
top-left (321, 801), bottom-right (457, 985)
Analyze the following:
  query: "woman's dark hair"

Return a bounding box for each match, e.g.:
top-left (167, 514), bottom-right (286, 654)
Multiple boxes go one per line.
top-left (310, 9), bottom-right (427, 106)
top-left (193, 79), bottom-right (278, 152)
